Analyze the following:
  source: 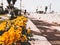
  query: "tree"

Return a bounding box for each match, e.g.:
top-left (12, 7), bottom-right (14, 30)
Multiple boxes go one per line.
top-left (7, 0), bottom-right (17, 5)
top-left (7, 0), bottom-right (11, 5)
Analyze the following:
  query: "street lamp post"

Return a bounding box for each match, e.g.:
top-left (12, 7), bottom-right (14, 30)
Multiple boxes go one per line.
top-left (20, 0), bottom-right (22, 10)
top-left (20, 0), bottom-right (22, 15)
top-left (50, 3), bottom-right (52, 13)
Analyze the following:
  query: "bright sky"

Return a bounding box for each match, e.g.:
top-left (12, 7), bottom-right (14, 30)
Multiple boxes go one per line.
top-left (0, 0), bottom-right (60, 12)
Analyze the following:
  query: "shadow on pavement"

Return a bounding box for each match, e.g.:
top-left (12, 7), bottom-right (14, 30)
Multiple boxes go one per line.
top-left (31, 20), bottom-right (60, 45)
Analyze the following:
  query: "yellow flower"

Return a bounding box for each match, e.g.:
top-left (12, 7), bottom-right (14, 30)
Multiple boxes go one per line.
top-left (0, 36), bottom-right (5, 44)
top-left (8, 26), bottom-right (15, 33)
top-left (17, 27), bottom-right (22, 31)
top-left (0, 36), bottom-right (5, 42)
top-left (2, 32), bottom-right (9, 40)
top-left (8, 35), bottom-right (15, 45)
top-left (1, 32), bottom-right (9, 45)
top-left (21, 35), bottom-right (27, 42)
top-left (15, 20), bottom-right (24, 26)
top-left (23, 35), bottom-right (27, 40)
top-left (27, 29), bottom-right (31, 34)
top-left (0, 22), bottom-right (7, 31)
top-left (15, 29), bottom-right (22, 34)
top-left (0, 15), bottom-right (29, 45)
top-left (23, 18), bottom-right (28, 22)
top-left (15, 33), bottom-right (21, 41)
top-left (7, 20), bottom-right (11, 27)
top-left (0, 42), bottom-right (4, 44)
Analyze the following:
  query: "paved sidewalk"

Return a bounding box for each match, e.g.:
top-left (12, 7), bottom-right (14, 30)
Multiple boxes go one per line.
top-left (31, 19), bottom-right (60, 45)
top-left (27, 13), bottom-right (60, 45)
top-left (27, 19), bottom-right (51, 45)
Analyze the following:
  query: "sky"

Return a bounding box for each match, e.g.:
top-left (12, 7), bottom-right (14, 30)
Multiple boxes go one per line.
top-left (0, 0), bottom-right (60, 12)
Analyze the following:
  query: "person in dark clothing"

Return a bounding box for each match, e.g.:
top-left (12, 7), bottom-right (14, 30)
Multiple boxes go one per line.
top-left (24, 9), bottom-right (27, 15)
top-left (10, 10), bottom-right (15, 19)
top-left (36, 9), bottom-right (38, 13)
top-left (45, 6), bottom-right (48, 13)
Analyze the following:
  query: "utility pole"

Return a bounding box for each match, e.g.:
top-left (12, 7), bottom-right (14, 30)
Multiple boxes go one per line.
top-left (20, 0), bottom-right (22, 10)
top-left (49, 3), bottom-right (52, 13)
top-left (20, 0), bottom-right (22, 15)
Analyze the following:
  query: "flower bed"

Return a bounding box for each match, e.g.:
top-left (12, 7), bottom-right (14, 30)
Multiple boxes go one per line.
top-left (0, 16), bottom-right (32, 45)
